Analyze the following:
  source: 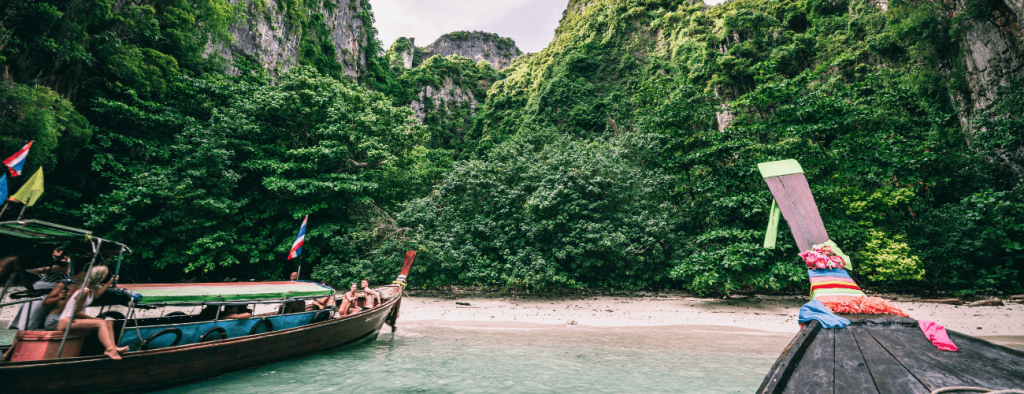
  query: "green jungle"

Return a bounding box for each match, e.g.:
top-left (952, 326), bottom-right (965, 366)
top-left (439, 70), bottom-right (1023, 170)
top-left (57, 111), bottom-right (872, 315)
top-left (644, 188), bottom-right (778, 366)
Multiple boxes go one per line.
top-left (1, 0), bottom-right (1021, 296)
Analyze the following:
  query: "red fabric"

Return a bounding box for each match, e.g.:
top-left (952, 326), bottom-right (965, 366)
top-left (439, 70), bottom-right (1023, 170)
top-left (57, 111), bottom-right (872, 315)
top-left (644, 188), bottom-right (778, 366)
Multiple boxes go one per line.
top-left (919, 320), bottom-right (958, 351)
top-left (810, 283), bottom-right (863, 291)
top-left (816, 295), bottom-right (910, 317)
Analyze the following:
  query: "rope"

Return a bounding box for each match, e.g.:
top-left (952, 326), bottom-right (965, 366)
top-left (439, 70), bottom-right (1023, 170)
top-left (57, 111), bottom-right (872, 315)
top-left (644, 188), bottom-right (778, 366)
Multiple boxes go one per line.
top-left (930, 387), bottom-right (1024, 394)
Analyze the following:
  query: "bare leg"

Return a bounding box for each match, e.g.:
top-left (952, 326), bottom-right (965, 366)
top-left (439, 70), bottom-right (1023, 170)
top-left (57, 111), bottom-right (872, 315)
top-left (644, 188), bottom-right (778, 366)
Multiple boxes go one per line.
top-left (338, 300), bottom-right (352, 317)
top-left (58, 318), bottom-right (128, 360)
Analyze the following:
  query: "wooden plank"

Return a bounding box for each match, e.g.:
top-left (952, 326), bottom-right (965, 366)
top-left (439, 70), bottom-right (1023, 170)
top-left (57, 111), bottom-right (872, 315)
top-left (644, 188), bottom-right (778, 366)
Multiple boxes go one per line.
top-left (940, 331), bottom-right (1024, 389)
top-left (851, 327), bottom-right (928, 394)
top-left (764, 174), bottom-right (830, 252)
top-left (834, 327), bottom-right (878, 394)
top-left (869, 326), bottom-right (991, 390)
top-left (784, 327), bottom-right (835, 394)
top-left (758, 320), bottom-right (823, 394)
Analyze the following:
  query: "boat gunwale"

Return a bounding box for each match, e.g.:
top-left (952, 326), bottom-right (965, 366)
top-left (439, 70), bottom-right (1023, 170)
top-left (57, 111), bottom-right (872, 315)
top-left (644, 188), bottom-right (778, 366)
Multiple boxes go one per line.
top-left (0, 284), bottom-right (403, 369)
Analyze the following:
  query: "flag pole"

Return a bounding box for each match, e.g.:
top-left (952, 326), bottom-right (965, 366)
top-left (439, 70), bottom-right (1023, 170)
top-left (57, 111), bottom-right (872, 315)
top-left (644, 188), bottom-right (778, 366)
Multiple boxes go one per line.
top-left (0, 202), bottom-right (9, 219)
top-left (296, 254), bottom-right (302, 281)
top-left (17, 203), bottom-right (27, 220)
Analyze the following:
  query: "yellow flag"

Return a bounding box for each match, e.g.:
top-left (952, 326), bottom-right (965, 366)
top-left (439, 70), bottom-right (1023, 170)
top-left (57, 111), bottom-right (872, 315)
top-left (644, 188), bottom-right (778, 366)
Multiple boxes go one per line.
top-left (10, 167), bottom-right (44, 206)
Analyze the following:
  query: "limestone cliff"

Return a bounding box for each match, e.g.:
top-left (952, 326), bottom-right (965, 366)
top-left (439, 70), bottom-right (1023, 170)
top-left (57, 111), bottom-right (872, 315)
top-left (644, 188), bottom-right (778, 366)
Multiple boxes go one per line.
top-left (423, 31), bottom-right (523, 70)
top-left (954, 0), bottom-right (1024, 111)
top-left (209, 0), bottom-right (371, 79)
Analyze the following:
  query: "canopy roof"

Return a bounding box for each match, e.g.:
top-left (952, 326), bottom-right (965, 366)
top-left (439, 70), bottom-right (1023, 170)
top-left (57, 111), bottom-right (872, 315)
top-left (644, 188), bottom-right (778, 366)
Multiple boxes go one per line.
top-left (0, 220), bottom-right (92, 242)
top-left (119, 281), bottom-right (334, 305)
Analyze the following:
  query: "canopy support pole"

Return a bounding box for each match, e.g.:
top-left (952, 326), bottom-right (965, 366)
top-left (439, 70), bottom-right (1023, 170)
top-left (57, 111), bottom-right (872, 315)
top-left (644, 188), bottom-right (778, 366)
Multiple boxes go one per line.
top-left (0, 274), bottom-right (14, 307)
top-left (113, 246), bottom-right (125, 286)
top-left (57, 238), bottom-right (102, 358)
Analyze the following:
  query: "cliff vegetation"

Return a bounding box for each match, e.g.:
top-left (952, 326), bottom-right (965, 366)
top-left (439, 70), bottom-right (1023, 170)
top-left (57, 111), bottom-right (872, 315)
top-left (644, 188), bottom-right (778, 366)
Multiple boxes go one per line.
top-left (1, 0), bottom-right (1021, 296)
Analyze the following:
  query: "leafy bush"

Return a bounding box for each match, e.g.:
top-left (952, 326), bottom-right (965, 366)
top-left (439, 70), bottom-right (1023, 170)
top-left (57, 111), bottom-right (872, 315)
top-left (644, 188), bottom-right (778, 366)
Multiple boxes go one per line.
top-left (348, 132), bottom-right (682, 290)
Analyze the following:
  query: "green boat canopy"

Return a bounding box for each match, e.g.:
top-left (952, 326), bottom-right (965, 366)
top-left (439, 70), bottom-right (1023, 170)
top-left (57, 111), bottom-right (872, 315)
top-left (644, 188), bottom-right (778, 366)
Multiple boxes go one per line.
top-left (0, 220), bottom-right (92, 242)
top-left (119, 282), bottom-right (335, 305)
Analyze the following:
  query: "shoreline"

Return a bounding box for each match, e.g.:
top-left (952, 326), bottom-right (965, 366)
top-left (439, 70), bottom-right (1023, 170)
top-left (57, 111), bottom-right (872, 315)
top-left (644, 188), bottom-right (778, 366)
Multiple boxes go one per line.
top-left (4, 290), bottom-right (1021, 350)
top-left (397, 294), bottom-right (1024, 336)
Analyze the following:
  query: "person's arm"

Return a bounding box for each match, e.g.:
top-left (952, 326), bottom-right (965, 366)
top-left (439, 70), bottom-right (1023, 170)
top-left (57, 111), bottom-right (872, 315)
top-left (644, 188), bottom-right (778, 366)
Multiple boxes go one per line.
top-left (42, 283), bottom-right (65, 307)
top-left (93, 275), bottom-right (118, 298)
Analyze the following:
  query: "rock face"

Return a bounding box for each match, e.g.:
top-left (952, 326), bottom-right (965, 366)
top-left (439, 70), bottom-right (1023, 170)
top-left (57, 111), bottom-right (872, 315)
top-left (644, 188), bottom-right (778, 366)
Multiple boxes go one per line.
top-left (424, 31), bottom-right (522, 70)
top-left (401, 38), bottom-right (416, 69)
top-left (209, 0), bottom-right (370, 78)
top-left (956, 0), bottom-right (1024, 111)
top-left (410, 77), bottom-right (478, 123)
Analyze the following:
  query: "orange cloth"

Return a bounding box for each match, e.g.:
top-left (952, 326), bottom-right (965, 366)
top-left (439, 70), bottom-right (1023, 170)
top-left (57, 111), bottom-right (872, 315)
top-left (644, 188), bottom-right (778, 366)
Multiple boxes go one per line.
top-left (816, 295), bottom-right (910, 317)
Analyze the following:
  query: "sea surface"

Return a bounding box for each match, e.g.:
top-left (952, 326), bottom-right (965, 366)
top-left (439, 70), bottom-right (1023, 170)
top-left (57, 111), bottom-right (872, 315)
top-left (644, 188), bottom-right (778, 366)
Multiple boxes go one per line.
top-left (4, 321), bottom-right (1022, 393)
top-left (155, 323), bottom-right (789, 394)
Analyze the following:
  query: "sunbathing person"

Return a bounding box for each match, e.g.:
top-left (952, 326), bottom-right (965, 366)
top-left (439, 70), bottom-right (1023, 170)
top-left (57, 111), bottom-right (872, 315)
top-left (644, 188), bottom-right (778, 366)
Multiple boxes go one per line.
top-left (55, 266), bottom-right (127, 360)
top-left (361, 279), bottom-right (380, 309)
top-left (336, 283), bottom-right (362, 317)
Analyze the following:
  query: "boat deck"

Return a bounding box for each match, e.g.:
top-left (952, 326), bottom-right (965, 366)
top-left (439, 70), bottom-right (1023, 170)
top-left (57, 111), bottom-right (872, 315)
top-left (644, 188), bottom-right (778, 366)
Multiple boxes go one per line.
top-left (758, 315), bottom-right (1024, 393)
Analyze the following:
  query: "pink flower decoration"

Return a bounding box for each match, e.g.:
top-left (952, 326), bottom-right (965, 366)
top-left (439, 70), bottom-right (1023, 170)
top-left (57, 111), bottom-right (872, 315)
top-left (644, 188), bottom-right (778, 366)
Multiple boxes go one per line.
top-left (802, 244), bottom-right (846, 270)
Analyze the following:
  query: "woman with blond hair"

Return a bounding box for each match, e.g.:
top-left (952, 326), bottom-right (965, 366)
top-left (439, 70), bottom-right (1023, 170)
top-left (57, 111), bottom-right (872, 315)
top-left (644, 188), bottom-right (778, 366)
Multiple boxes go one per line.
top-left (56, 265), bottom-right (128, 360)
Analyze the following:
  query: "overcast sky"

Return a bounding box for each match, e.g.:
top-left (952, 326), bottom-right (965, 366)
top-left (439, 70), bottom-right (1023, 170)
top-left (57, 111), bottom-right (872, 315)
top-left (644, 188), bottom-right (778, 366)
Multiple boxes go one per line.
top-left (368, 0), bottom-right (728, 54)
top-left (369, 0), bottom-right (570, 54)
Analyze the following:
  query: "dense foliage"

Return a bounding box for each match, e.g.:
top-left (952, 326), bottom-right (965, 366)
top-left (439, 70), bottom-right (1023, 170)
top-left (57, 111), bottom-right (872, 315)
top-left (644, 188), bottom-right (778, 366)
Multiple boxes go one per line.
top-left (1, 0), bottom-right (1021, 294)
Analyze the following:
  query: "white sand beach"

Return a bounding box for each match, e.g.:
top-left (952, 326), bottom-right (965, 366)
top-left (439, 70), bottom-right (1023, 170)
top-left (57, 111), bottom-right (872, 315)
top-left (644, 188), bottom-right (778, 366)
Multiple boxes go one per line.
top-left (397, 294), bottom-right (1024, 337)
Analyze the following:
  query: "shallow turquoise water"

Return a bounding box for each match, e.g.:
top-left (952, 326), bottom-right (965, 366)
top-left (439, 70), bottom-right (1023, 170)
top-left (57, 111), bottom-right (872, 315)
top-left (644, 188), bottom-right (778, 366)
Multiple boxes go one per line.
top-left (155, 324), bottom-right (782, 394)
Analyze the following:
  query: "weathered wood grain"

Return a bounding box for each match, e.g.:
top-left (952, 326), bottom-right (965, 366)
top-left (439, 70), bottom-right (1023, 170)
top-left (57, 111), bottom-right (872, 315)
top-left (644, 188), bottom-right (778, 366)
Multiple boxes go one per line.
top-left (764, 174), bottom-right (830, 252)
top-left (852, 327), bottom-right (929, 394)
top-left (757, 320), bottom-right (823, 394)
top-left (786, 326), bottom-right (835, 394)
top-left (833, 327), bottom-right (878, 394)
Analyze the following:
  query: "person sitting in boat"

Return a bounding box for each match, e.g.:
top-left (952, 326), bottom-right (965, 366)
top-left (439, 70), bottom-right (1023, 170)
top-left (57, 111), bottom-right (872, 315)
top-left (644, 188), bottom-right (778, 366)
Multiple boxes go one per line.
top-left (0, 246), bottom-right (71, 291)
top-left (290, 271), bottom-right (298, 281)
top-left (361, 279), bottom-right (380, 309)
top-left (55, 265), bottom-right (128, 360)
top-left (336, 283), bottom-right (363, 317)
top-left (310, 283), bottom-right (333, 310)
top-left (5, 247), bottom-right (74, 332)
top-left (41, 277), bottom-right (80, 331)
top-left (221, 305), bottom-right (252, 319)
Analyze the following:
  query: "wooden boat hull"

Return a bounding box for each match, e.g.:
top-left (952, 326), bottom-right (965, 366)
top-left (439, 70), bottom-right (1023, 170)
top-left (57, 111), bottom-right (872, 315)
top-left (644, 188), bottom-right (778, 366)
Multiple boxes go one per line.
top-left (0, 285), bottom-right (404, 394)
top-left (758, 315), bottom-right (1024, 393)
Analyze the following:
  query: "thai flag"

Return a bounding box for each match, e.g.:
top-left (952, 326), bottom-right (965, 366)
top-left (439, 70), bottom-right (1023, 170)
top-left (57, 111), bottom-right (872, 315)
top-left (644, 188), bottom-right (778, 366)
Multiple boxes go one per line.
top-left (3, 141), bottom-right (33, 177)
top-left (288, 215), bottom-right (307, 260)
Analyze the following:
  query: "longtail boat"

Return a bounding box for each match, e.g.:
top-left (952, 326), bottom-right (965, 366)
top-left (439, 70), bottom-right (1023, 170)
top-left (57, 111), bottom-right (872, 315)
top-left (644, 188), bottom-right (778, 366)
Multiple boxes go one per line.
top-left (0, 220), bottom-right (418, 393)
top-left (753, 160), bottom-right (1024, 393)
